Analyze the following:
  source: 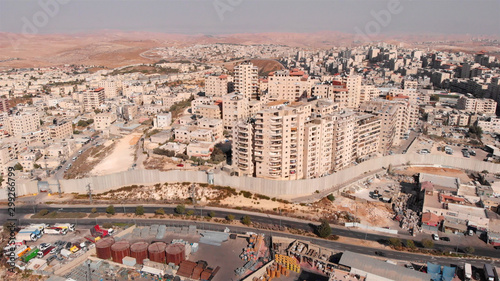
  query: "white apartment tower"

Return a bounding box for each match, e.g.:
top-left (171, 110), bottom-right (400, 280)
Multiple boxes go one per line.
top-left (205, 75), bottom-right (231, 97)
top-left (222, 93), bottom-right (249, 130)
top-left (234, 62), bottom-right (258, 100)
top-left (267, 70), bottom-right (313, 102)
top-left (7, 112), bottom-right (41, 136)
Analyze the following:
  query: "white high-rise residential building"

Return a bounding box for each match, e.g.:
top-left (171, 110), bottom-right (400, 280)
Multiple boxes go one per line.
top-left (345, 75), bottom-right (362, 108)
top-left (457, 96), bottom-right (497, 115)
top-left (234, 62), bottom-right (258, 100)
top-left (222, 93), bottom-right (249, 131)
top-left (205, 75), bottom-right (232, 97)
top-left (83, 88), bottom-right (105, 112)
top-left (267, 69), bottom-right (314, 102)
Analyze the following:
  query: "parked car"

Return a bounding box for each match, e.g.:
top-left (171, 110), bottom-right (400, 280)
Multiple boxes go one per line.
top-left (375, 251), bottom-right (385, 256)
top-left (177, 164), bottom-right (184, 167)
top-left (47, 255), bottom-right (57, 264)
top-left (440, 237), bottom-right (450, 241)
top-left (405, 264), bottom-right (415, 270)
top-left (432, 234), bottom-right (439, 241)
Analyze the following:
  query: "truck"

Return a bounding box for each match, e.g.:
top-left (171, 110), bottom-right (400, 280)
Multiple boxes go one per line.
top-left (16, 232), bottom-right (38, 242)
top-left (37, 246), bottom-right (55, 258)
top-left (464, 263), bottom-right (472, 281)
top-left (54, 223), bottom-right (76, 232)
top-left (21, 248), bottom-right (39, 263)
top-left (484, 264), bottom-right (495, 281)
top-left (90, 225), bottom-right (109, 238)
top-left (15, 245), bottom-right (30, 258)
top-left (19, 228), bottom-right (43, 239)
top-left (60, 248), bottom-right (71, 258)
top-left (28, 224), bottom-right (48, 233)
top-left (45, 227), bottom-right (68, 235)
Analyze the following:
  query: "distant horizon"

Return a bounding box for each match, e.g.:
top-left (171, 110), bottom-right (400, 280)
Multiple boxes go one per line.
top-left (1, 0), bottom-right (499, 36)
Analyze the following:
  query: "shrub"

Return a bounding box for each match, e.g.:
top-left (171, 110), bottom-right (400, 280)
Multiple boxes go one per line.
top-left (38, 209), bottom-right (49, 216)
top-left (421, 239), bottom-right (434, 249)
top-left (464, 246), bottom-right (475, 254)
top-left (155, 208), bottom-right (165, 215)
top-left (226, 214), bottom-right (234, 221)
top-left (91, 207), bottom-right (97, 214)
top-left (135, 206), bottom-right (145, 216)
top-left (388, 238), bottom-right (402, 248)
top-left (316, 220), bottom-right (332, 238)
top-left (208, 211), bottom-right (215, 218)
top-left (240, 191), bottom-right (252, 198)
top-left (186, 210), bottom-right (195, 216)
top-left (405, 239), bottom-right (416, 249)
top-left (106, 205), bottom-right (115, 215)
top-left (175, 204), bottom-right (186, 214)
top-left (327, 194), bottom-right (335, 201)
top-left (241, 215), bottom-right (252, 225)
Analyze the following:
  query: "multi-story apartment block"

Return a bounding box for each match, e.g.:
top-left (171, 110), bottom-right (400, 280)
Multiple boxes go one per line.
top-left (457, 96), bottom-right (497, 114)
top-left (48, 120), bottom-right (73, 140)
top-left (205, 75), bottom-right (232, 97)
top-left (153, 112), bottom-right (172, 129)
top-left (222, 93), bottom-right (249, 130)
top-left (7, 112), bottom-right (40, 136)
top-left (267, 69), bottom-right (313, 102)
top-left (345, 75), bottom-right (362, 108)
top-left (195, 104), bottom-right (222, 119)
top-left (0, 99), bottom-right (10, 112)
top-left (303, 117), bottom-right (335, 178)
top-left (83, 88), bottom-right (105, 112)
top-left (98, 80), bottom-right (118, 99)
top-left (197, 118), bottom-right (223, 141)
top-left (234, 61), bottom-right (258, 100)
top-left (477, 117), bottom-right (500, 134)
top-left (94, 113), bottom-right (117, 131)
top-left (232, 121), bottom-right (254, 176)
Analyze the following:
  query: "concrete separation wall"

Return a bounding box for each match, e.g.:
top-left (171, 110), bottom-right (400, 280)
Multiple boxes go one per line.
top-left (6, 154), bottom-right (500, 199)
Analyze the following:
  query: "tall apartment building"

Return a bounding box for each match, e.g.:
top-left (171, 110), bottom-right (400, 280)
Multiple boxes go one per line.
top-left (234, 62), bottom-right (258, 100)
top-left (7, 112), bottom-right (40, 136)
top-left (205, 75), bottom-right (232, 97)
top-left (232, 104), bottom-right (380, 180)
top-left (331, 111), bottom-right (380, 170)
top-left (83, 88), bottom-right (105, 112)
top-left (98, 80), bottom-right (118, 99)
top-left (48, 120), bottom-right (73, 139)
top-left (267, 70), bottom-right (313, 102)
top-left (360, 85), bottom-right (380, 103)
top-left (0, 99), bottom-right (10, 112)
top-left (345, 75), bottom-right (362, 108)
top-left (312, 81), bottom-right (348, 107)
top-left (222, 93), bottom-right (249, 130)
top-left (359, 98), bottom-right (418, 152)
top-left (457, 96), bottom-right (497, 114)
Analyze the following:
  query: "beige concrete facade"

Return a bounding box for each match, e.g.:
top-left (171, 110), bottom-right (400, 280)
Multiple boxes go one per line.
top-left (234, 62), bottom-right (258, 100)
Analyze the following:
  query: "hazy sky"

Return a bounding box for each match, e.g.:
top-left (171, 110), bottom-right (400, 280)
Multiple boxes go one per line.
top-left (0, 0), bottom-right (499, 35)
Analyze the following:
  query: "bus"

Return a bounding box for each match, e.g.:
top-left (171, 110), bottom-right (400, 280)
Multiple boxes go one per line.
top-left (464, 263), bottom-right (472, 281)
top-left (484, 263), bottom-right (495, 281)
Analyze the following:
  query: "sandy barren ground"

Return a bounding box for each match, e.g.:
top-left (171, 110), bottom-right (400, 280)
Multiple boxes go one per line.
top-left (89, 132), bottom-right (142, 176)
top-left (395, 166), bottom-right (471, 183)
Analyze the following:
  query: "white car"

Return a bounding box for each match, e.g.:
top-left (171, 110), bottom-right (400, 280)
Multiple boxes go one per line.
top-left (38, 243), bottom-right (51, 251)
top-left (432, 234), bottom-right (439, 241)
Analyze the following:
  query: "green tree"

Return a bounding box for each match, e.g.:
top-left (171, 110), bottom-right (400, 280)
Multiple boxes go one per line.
top-left (135, 206), bottom-right (145, 216)
top-left (464, 246), bottom-right (475, 254)
top-left (175, 204), bottom-right (186, 214)
top-left (13, 163), bottom-right (23, 171)
top-left (388, 238), bottom-right (402, 248)
top-left (241, 215), bottom-right (252, 225)
top-left (210, 147), bottom-right (226, 163)
top-left (405, 239), bottom-right (416, 250)
top-left (421, 238), bottom-right (434, 249)
top-left (186, 210), bottom-right (195, 216)
top-left (155, 208), bottom-right (165, 215)
top-left (91, 207), bottom-right (97, 214)
top-left (38, 209), bottom-right (49, 216)
top-left (208, 211), bottom-right (216, 218)
top-left (316, 220), bottom-right (332, 238)
top-left (33, 164), bottom-right (42, 169)
top-left (106, 205), bottom-right (115, 215)
top-left (226, 214), bottom-right (234, 221)
top-left (327, 194), bottom-right (335, 202)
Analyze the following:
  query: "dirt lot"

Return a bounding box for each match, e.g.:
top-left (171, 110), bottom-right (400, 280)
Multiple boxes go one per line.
top-left (89, 133), bottom-right (141, 176)
top-left (394, 166), bottom-right (471, 183)
top-left (64, 143), bottom-right (116, 179)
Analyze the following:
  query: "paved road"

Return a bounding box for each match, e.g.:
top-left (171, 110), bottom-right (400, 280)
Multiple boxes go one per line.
top-left (19, 217), bottom-right (500, 268)
top-left (5, 205), bottom-right (500, 261)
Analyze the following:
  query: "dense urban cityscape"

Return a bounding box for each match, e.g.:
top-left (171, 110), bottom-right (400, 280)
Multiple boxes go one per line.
top-left (1, 1), bottom-right (500, 281)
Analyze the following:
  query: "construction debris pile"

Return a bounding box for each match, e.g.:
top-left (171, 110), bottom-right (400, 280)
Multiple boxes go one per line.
top-left (393, 193), bottom-right (422, 234)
